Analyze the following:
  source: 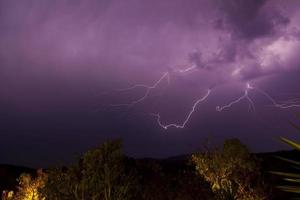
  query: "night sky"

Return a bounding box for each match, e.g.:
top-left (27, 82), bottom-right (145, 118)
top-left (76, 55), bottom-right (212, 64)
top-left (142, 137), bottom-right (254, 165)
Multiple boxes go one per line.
top-left (1, 0), bottom-right (300, 167)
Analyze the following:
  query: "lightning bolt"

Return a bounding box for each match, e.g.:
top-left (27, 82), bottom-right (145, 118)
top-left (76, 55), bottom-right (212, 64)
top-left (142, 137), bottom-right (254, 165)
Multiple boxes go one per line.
top-left (108, 59), bottom-right (300, 130)
top-left (110, 72), bottom-right (170, 107)
top-left (151, 89), bottom-right (211, 129)
top-left (175, 64), bottom-right (197, 73)
top-left (253, 87), bottom-right (300, 109)
top-left (216, 83), bottom-right (256, 112)
top-left (111, 64), bottom-right (198, 107)
top-left (216, 83), bottom-right (300, 112)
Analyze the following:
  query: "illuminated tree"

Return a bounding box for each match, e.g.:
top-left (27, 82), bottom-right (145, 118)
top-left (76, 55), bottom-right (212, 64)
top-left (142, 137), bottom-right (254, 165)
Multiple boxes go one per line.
top-left (191, 139), bottom-right (266, 200)
top-left (12, 169), bottom-right (46, 200)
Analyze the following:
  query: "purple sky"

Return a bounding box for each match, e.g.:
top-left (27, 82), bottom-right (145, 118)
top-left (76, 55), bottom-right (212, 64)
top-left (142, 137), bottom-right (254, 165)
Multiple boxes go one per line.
top-left (1, 0), bottom-right (300, 167)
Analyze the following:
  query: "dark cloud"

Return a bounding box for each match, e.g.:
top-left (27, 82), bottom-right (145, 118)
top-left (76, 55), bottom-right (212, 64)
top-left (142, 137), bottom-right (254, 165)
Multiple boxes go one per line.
top-left (216, 0), bottom-right (289, 40)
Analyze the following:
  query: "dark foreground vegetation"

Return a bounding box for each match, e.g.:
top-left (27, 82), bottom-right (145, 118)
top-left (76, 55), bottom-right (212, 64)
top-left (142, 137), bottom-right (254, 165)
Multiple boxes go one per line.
top-left (0, 139), bottom-right (300, 200)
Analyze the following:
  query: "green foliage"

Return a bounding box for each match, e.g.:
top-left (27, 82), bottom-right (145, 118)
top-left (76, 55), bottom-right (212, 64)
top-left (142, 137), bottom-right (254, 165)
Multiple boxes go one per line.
top-left (41, 139), bottom-right (136, 200)
top-left (191, 139), bottom-right (266, 200)
top-left (272, 116), bottom-right (300, 195)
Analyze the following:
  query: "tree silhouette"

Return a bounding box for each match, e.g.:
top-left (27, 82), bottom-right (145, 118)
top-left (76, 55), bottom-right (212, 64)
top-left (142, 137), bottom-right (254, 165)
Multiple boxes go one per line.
top-left (41, 140), bottom-right (136, 200)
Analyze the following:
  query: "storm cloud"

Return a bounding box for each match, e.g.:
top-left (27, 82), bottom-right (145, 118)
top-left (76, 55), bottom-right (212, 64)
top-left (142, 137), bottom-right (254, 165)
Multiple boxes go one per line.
top-left (0, 0), bottom-right (300, 166)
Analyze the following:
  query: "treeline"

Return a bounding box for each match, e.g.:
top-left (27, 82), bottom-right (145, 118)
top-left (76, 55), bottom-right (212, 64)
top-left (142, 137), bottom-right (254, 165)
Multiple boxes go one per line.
top-left (2, 138), bottom-right (276, 200)
top-left (3, 117), bottom-right (300, 199)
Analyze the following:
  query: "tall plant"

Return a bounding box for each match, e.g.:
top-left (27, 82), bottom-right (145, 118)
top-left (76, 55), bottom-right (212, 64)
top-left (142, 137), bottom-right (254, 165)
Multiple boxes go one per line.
top-left (272, 115), bottom-right (300, 194)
